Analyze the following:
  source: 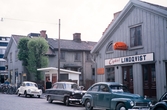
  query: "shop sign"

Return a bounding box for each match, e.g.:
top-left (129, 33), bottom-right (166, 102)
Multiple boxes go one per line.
top-left (113, 42), bottom-right (128, 50)
top-left (97, 68), bottom-right (105, 75)
top-left (105, 53), bottom-right (154, 66)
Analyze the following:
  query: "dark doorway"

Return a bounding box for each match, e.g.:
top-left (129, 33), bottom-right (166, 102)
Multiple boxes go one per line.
top-left (142, 64), bottom-right (156, 98)
top-left (122, 66), bottom-right (133, 93)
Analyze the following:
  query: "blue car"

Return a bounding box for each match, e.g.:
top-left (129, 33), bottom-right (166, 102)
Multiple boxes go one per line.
top-left (151, 92), bottom-right (167, 110)
top-left (82, 82), bottom-right (152, 110)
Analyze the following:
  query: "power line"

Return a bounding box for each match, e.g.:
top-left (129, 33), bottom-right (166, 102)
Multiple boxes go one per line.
top-left (0, 17), bottom-right (58, 25)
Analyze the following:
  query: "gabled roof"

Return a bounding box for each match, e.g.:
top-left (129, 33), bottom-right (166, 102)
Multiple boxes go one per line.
top-left (4, 34), bottom-right (26, 59)
top-left (48, 38), bottom-right (96, 51)
top-left (91, 0), bottom-right (167, 54)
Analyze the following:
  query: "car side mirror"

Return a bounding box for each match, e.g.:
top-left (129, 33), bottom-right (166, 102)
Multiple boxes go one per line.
top-left (79, 86), bottom-right (84, 90)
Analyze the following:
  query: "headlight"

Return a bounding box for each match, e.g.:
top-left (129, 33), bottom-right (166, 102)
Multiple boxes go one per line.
top-left (72, 92), bottom-right (75, 95)
top-left (28, 89), bottom-right (31, 92)
top-left (130, 101), bottom-right (134, 106)
top-left (149, 102), bottom-right (153, 107)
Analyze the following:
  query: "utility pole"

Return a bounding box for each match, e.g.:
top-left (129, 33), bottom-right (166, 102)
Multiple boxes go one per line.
top-left (58, 19), bottom-right (61, 81)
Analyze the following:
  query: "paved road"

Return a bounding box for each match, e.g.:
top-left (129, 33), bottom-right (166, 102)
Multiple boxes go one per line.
top-left (0, 93), bottom-right (85, 110)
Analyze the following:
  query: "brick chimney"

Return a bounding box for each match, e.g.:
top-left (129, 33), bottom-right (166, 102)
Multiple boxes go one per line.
top-left (73, 33), bottom-right (81, 42)
top-left (40, 30), bottom-right (47, 39)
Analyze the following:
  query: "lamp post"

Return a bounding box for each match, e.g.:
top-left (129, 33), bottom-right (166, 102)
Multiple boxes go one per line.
top-left (58, 19), bottom-right (61, 81)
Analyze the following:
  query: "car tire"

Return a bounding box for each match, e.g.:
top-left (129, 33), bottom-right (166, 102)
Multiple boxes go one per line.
top-left (38, 95), bottom-right (40, 98)
top-left (17, 91), bottom-right (20, 96)
top-left (24, 91), bottom-right (28, 98)
top-left (64, 97), bottom-right (70, 106)
top-left (155, 107), bottom-right (165, 110)
top-left (85, 99), bottom-right (93, 110)
top-left (47, 96), bottom-right (53, 103)
top-left (116, 103), bottom-right (127, 110)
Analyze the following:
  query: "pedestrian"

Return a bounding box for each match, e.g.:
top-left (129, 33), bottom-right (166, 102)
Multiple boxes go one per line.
top-left (46, 78), bottom-right (52, 89)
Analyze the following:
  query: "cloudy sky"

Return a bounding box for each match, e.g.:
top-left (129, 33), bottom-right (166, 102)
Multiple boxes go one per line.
top-left (0, 0), bottom-right (167, 42)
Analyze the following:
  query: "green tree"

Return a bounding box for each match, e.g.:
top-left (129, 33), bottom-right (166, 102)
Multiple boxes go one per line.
top-left (27, 37), bottom-right (49, 81)
top-left (17, 37), bottom-right (30, 66)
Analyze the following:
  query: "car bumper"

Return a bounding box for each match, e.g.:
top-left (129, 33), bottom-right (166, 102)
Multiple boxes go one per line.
top-left (69, 98), bottom-right (82, 103)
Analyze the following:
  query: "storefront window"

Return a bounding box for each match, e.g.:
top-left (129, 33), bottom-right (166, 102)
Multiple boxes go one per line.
top-left (106, 67), bottom-right (115, 82)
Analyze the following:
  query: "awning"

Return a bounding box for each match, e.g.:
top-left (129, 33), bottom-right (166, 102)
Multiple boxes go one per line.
top-left (113, 42), bottom-right (128, 50)
top-left (37, 67), bottom-right (81, 74)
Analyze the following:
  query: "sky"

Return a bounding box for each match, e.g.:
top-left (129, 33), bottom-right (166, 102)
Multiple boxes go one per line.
top-left (0, 0), bottom-right (167, 42)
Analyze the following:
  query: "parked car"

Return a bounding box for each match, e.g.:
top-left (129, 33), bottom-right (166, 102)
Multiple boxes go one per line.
top-left (81, 82), bottom-right (152, 110)
top-left (17, 81), bottom-right (42, 98)
top-left (44, 81), bottom-right (86, 106)
top-left (151, 92), bottom-right (167, 110)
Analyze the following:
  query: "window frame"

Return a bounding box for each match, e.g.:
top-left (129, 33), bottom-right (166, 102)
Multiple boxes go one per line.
top-left (130, 24), bottom-right (142, 48)
top-left (74, 52), bottom-right (81, 61)
top-left (106, 41), bottom-right (114, 53)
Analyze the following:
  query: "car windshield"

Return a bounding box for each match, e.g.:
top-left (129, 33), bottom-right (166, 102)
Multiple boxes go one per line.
top-left (26, 83), bottom-right (37, 87)
top-left (110, 85), bottom-right (129, 92)
top-left (65, 83), bottom-right (79, 90)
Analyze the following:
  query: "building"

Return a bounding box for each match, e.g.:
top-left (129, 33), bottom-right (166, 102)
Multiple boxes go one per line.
top-left (4, 31), bottom-right (97, 89)
top-left (0, 36), bottom-right (10, 83)
top-left (91, 0), bottom-right (167, 100)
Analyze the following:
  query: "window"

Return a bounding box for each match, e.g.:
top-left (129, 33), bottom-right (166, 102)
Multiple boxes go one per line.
top-left (10, 52), bottom-right (12, 62)
top-left (0, 42), bottom-right (8, 46)
top-left (130, 25), bottom-right (142, 47)
top-left (86, 53), bottom-right (91, 61)
top-left (15, 50), bottom-right (18, 61)
top-left (106, 67), bottom-right (115, 82)
top-left (75, 52), bottom-right (81, 61)
top-left (106, 41), bottom-right (113, 52)
top-left (0, 49), bottom-right (5, 54)
top-left (89, 85), bottom-right (99, 92)
top-left (60, 51), bottom-right (65, 60)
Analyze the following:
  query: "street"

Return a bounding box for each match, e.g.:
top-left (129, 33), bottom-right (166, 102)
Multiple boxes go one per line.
top-left (0, 93), bottom-right (85, 110)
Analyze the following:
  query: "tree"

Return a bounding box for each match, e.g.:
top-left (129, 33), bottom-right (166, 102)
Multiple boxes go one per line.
top-left (18, 37), bottom-right (30, 66)
top-left (27, 37), bottom-right (49, 81)
top-left (18, 37), bottom-right (49, 81)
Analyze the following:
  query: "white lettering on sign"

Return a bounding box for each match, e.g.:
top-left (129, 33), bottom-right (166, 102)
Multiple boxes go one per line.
top-left (105, 53), bottom-right (154, 66)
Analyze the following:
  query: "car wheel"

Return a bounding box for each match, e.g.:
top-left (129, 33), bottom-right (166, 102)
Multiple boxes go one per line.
top-left (24, 91), bottom-right (28, 98)
top-left (155, 107), bottom-right (165, 110)
top-left (64, 97), bottom-right (70, 106)
top-left (85, 99), bottom-right (93, 110)
top-left (47, 96), bottom-right (53, 103)
top-left (38, 95), bottom-right (40, 98)
top-left (17, 90), bottom-right (20, 96)
top-left (116, 103), bottom-right (127, 110)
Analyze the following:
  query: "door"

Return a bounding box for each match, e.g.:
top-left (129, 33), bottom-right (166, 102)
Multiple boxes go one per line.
top-left (142, 64), bottom-right (156, 98)
top-left (96, 84), bottom-right (111, 108)
top-left (122, 66), bottom-right (133, 93)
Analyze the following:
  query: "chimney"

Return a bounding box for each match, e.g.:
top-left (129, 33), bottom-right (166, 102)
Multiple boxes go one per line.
top-left (73, 33), bottom-right (81, 42)
top-left (40, 30), bottom-right (47, 39)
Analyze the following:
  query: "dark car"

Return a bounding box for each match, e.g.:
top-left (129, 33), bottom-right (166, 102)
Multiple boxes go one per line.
top-left (82, 82), bottom-right (152, 110)
top-left (151, 92), bottom-right (167, 110)
top-left (44, 81), bottom-right (86, 106)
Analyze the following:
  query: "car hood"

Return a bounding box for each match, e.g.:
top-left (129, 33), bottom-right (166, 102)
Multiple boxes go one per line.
top-left (112, 92), bottom-right (144, 99)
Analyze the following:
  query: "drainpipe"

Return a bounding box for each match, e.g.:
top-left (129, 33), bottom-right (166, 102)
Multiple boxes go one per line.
top-left (91, 53), bottom-right (98, 83)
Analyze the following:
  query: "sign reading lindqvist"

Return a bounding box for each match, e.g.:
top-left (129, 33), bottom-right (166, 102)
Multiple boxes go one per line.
top-left (105, 53), bottom-right (154, 66)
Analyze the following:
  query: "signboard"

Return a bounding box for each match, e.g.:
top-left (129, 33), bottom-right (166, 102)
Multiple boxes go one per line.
top-left (105, 53), bottom-right (154, 66)
top-left (97, 68), bottom-right (105, 75)
top-left (113, 42), bottom-right (128, 50)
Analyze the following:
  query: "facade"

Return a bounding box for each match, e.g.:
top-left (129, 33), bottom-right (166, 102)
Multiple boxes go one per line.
top-left (91, 0), bottom-right (167, 100)
top-left (4, 31), bottom-right (96, 89)
top-left (0, 36), bottom-right (10, 83)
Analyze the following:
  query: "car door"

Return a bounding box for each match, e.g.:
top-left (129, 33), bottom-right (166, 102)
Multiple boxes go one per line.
top-left (96, 84), bottom-right (111, 108)
top-left (87, 85), bottom-right (99, 106)
top-left (20, 83), bottom-right (26, 94)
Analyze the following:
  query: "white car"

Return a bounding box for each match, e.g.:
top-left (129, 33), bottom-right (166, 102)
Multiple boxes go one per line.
top-left (17, 81), bottom-right (42, 98)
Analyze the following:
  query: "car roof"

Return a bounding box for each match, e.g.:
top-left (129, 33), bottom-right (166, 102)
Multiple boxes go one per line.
top-left (93, 82), bottom-right (123, 86)
top-left (23, 81), bottom-right (36, 84)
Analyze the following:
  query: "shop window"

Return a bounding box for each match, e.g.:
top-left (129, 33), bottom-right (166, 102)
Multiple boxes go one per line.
top-left (130, 25), bottom-right (142, 47)
top-left (106, 67), bottom-right (115, 82)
